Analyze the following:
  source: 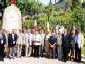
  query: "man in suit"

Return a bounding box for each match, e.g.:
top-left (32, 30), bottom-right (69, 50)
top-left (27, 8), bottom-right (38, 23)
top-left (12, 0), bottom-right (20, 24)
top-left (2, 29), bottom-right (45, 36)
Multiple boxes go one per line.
top-left (48, 31), bottom-right (57, 58)
top-left (62, 29), bottom-right (70, 61)
top-left (0, 30), bottom-right (6, 60)
top-left (8, 30), bottom-right (18, 58)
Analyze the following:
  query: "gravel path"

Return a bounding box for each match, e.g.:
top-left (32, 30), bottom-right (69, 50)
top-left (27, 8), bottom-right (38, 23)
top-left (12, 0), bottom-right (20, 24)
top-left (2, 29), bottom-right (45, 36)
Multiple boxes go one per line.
top-left (0, 57), bottom-right (84, 64)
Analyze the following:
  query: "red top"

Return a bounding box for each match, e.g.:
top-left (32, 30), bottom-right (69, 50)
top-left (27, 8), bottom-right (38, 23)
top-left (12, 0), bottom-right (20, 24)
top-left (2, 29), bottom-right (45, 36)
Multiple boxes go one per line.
top-left (11, 0), bottom-right (16, 4)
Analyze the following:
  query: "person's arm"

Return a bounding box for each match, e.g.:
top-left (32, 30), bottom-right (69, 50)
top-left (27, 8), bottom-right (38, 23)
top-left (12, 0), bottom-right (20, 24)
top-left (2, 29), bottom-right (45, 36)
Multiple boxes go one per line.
top-left (15, 34), bottom-right (18, 41)
top-left (77, 34), bottom-right (82, 48)
top-left (49, 43), bottom-right (52, 47)
top-left (5, 34), bottom-right (8, 47)
top-left (29, 34), bottom-right (33, 46)
top-left (49, 43), bottom-right (56, 48)
top-left (81, 33), bottom-right (84, 48)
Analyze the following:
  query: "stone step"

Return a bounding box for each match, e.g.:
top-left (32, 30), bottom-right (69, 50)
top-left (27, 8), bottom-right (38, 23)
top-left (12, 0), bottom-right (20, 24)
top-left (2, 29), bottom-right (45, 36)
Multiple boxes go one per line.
top-left (0, 57), bottom-right (84, 64)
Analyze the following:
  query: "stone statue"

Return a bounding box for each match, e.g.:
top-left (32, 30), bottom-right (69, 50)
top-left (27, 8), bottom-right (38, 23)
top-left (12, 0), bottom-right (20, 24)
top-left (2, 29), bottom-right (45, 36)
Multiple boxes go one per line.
top-left (2, 0), bottom-right (22, 32)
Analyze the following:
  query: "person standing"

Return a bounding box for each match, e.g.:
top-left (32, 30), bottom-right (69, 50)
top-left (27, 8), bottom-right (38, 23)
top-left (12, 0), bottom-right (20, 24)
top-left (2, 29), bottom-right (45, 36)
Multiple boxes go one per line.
top-left (17, 30), bottom-right (23, 57)
top-left (25, 29), bottom-right (32, 57)
top-left (20, 29), bottom-right (27, 57)
top-left (62, 29), bottom-right (71, 61)
top-left (69, 28), bottom-right (76, 61)
top-left (57, 30), bottom-right (62, 60)
top-left (32, 30), bottom-right (42, 57)
top-left (48, 29), bottom-right (57, 58)
top-left (40, 29), bottom-right (45, 57)
top-left (23, 29), bottom-right (29, 57)
top-left (44, 31), bottom-right (51, 57)
top-left (8, 30), bottom-right (18, 58)
top-left (1, 29), bottom-right (8, 58)
top-left (0, 30), bottom-right (6, 60)
top-left (75, 28), bottom-right (82, 62)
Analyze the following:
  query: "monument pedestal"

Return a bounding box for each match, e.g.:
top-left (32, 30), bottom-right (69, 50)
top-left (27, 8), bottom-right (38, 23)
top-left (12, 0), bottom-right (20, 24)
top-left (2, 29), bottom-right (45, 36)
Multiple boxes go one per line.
top-left (2, 4), bottom-right (22, 32)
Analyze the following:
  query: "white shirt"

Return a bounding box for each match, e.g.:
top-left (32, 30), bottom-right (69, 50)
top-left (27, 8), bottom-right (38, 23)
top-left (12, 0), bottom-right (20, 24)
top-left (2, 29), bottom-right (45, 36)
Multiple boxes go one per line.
top-left (33, 34), bottom-right (42, 45)
top-left (45, 34), bottom-right (51, 41)
top-left (0, 34), bottom-right (3, 44)
top-left (40, 33), bottom-right (45, 46)
top-left (24, 33), bottom-right (29, 45)
top-left (28, 33), bottom-right (33, 46)
top-left (57, 35), bottom-right (62, 46)
top-left (75, 33), bottom-right (83, 48)
top-left (17, 33), bottom-right (23, 45)
top-left (12, 34), bottom-right (14, 40)
top-left (81, 33), bottom-right (84, 48)
top-left (22, 33), bottom-right (26, 45)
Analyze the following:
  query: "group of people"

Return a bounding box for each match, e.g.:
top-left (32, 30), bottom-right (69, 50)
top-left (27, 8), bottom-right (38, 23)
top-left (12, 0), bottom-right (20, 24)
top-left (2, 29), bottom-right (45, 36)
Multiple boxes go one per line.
top-left (0, 26), bottom-right (84, 62)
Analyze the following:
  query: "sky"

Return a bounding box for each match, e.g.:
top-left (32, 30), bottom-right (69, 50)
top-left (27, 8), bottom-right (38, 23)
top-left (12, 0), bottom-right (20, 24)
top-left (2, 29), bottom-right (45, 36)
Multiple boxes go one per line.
top-left (39, 0), bottom-right (50, 5)
top-left (39, 0), bottom-right (60, 5)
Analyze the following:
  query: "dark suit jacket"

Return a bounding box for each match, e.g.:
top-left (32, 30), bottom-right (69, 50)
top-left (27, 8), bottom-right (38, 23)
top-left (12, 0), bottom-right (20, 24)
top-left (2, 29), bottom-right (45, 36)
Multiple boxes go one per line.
top-left (48, 36), bottom-right (57, 45)
top-left (8, 33), bottom-right (18, 46)
top-left (0, 34), bottom-right (6, 47)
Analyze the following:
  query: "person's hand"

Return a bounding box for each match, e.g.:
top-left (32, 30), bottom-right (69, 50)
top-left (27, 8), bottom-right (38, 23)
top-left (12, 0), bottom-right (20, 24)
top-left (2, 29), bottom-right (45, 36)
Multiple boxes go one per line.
top-left (4, 44), bottom-right (7, 48)
top-left (53, 43), bottom-right (56, 46)
top-left (26, 44), bottom-right (29, 47)
top-left (50, 45), bottom-right (54, 48)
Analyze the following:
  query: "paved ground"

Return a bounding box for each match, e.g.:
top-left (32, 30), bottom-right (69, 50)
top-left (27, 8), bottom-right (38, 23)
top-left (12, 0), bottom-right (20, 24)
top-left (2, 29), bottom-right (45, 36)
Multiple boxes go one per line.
top-left (0, 57), bottom-right (84, 64)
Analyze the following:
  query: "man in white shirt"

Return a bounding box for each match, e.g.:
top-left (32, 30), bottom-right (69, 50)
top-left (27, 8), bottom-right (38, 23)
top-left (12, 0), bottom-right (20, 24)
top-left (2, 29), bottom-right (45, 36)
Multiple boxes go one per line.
top-left (32, 30), bottom-right (42, 57)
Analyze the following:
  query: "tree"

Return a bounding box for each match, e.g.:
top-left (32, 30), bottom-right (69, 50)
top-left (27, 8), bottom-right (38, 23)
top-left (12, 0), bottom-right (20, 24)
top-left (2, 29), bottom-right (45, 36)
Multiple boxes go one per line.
top-left (71, 0), bottom-right (80, 10)
top-left (4, 0), bottom-right (85, 33)
top-left (17, 0), bottom-right (45, 16)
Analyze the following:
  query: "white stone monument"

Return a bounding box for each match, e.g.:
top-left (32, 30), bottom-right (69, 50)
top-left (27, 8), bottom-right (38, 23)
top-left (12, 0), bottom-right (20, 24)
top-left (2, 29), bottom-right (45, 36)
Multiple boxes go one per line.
top-left (2, 0), bottom-right (22, 32)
